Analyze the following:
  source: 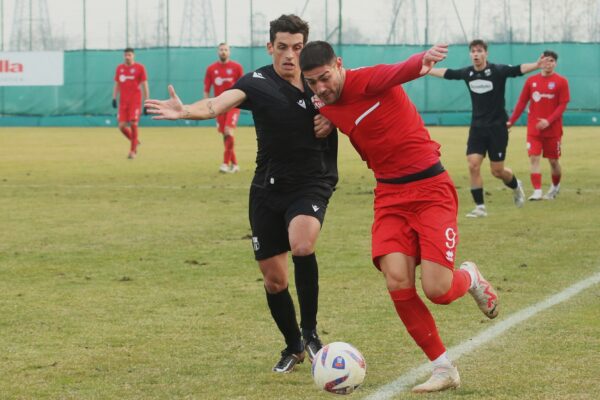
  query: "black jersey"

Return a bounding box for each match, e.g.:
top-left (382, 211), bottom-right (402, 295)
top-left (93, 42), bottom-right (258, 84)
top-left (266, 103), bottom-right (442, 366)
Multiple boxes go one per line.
top-left (232, 65), bottom-right (338, 195)
top-left (444, 63), bottom-right (522, 127)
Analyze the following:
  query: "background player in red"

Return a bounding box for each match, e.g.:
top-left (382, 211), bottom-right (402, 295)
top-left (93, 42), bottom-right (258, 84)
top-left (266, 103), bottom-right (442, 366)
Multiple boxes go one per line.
top-left (300, 41), bottom-right (499, 393)
top-left (508, 50), bottom-right (570, 200)
top-left (112, 47), bottom-right (149, 159)
top-left (204, 43), bottom-right (244, 173)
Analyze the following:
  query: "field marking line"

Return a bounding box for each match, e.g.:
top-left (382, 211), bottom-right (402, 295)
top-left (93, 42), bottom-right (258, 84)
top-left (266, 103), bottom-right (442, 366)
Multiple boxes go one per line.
top-left (364, 270), bottom-right (600, 400)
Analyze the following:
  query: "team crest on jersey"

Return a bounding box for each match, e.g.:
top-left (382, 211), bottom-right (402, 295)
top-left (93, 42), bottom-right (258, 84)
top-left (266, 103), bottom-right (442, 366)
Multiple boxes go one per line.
top-left (484, 68), bottom-right (491, 76)
top-left (548, 82), bottom-right (556, 90)
top-left (311, 94), bottom-right (325, 109)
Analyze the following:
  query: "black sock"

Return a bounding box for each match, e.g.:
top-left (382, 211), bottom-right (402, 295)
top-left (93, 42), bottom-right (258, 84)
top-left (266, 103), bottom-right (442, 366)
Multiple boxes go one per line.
top-left (265, 287), bottom-right (302, 352)
top-left (293, 253), bottom-right (319, 334)
top-left (505, 175), bottom-right (518, 189)
top-left (470, 188), bottom-right (484, 206)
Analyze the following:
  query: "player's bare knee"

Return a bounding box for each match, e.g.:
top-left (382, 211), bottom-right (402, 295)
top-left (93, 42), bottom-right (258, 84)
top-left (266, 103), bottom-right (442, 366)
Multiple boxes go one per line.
top-left (491, 168), bottom-right (504, 179)
top-left (423, 284), bottom-right (451, 303)
top-left (263, 276), bottom-right (288, 293)
top-left (290, 242), bottom-right (315, 257)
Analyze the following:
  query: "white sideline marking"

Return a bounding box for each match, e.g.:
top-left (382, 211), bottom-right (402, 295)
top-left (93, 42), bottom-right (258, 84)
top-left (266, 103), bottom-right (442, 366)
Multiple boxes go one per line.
top-left (364, 271), bottom-right (600, 400)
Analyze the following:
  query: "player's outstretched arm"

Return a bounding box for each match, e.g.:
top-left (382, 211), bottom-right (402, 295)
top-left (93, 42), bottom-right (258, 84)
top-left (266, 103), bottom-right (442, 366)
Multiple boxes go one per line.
top-left (420, 44), bottom-right (448, 75)
top-left (428, 67), bottom-right (448, 78)
top-left (145, 85), bottom-right (246, 120)
top-left (520, 54), bottom-right (548, 74)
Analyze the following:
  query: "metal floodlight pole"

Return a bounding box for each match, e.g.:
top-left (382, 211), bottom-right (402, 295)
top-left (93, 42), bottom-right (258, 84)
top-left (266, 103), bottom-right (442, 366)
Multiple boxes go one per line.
top-left (338, 0), bottom-right (342, 46)
top-left (126, 0), bottom-right (129, 47)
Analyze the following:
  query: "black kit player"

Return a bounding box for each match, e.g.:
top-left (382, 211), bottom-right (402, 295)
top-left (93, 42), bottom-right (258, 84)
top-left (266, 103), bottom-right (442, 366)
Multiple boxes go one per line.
top-left (429, 39), bottom-right (548, 217)
top-left (145, 15), bottom-right (338, 373)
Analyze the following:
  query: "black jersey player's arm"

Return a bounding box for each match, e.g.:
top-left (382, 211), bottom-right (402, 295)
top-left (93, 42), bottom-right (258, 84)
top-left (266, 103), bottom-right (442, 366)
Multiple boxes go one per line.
top-left (428, 67), bottom-right (447, 78)
top-left (519, 54), bottom-right (547, 74)
top-left (145, 84), bottom-right (246, 120)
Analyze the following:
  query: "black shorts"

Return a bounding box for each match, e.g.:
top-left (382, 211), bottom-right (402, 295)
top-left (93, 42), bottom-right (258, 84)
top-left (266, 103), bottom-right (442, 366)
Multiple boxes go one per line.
top-left (248, 186), bottom-right (329, 261)
top-left (467, 125), bottom-right (509, 162)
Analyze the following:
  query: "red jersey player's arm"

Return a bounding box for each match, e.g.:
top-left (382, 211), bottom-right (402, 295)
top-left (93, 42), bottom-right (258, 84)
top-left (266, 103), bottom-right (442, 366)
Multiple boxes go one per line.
top-left (203, 67), bottom-right (212, 98)
top-left (145, 85), bottom-right (246, 120)
top-left (141, 80), bottom-right (150, 103)
top-left (508, 80), bottom-right (531, 126)
top-left (546, 80), bottom-right (570, 124)
top-left (362, 52), bottom-right (424, 95)
top-left (112, 82), bottom-right (120, 101)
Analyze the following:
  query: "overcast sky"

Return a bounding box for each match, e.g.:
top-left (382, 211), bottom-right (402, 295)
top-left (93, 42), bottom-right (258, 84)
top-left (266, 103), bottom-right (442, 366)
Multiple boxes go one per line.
top-left (1, 0), bottom-right (600, 50)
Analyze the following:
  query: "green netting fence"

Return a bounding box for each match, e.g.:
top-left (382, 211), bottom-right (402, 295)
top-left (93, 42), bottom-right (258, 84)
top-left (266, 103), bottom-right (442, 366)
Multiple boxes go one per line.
top-left (1, 43), bottom-right (599, 126)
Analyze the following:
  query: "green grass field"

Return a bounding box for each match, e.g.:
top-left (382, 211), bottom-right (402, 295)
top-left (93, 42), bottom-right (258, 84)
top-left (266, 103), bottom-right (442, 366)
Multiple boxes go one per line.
top-left (1, 126), bottom-right (599, 399)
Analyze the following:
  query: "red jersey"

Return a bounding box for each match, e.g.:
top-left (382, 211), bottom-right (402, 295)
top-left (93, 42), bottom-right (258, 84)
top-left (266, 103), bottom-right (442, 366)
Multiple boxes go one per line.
top-left (204, 60), bottom-right (244, 97)
top-left (509, 72), bottom-right (570, 137)
top-left (114, 62), bottom-right (147, 103)
top-left (318, 53), bottom-right (441, 179)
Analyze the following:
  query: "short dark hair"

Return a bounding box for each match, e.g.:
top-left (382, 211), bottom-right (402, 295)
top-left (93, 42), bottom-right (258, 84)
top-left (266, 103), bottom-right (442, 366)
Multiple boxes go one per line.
top-left (124, 47), bottom-right (135, 53)
top-left (300, 41), bottom-right (337, 71)
top-left (543, 50), bottom-right (558, 61)
top-left (269, 14), bottom-right (309, 44)
top-left (469, 39), bottom-right (487, 51)
top-left (218, 42), bottom-right (228, 47)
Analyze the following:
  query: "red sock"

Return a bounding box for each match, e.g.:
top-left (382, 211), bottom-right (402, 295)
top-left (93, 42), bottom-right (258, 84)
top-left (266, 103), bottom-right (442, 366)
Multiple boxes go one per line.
top-left (430, 269), bottom-right (471, 305)
top-left (228, 136), bottom-right (237, 165)
top-left (119, 126), bottom-right (132, 140)
top-left (551, 174), bottom-right (561, 186)
top-left (130, 124), bottom-right (139, 153)
top-left (530, 173), bottom-right (542, 190)
top-left (389, 288), bottom-right (446, 361)
top-left (223, 135), bottom-right (231, 164)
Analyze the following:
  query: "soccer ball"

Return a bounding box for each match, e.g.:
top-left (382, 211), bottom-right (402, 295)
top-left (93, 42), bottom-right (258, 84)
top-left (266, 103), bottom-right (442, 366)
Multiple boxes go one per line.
top-left (311, 342), bottom-right (367, 395)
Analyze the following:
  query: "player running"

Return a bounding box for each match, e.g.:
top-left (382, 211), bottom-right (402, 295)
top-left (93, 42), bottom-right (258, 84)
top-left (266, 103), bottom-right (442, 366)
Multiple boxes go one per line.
top-left (428, 40), bottom-right (548, 217)
top-left (112, 47), bottom-right (149, 159)
top-left (204, 43), bottom-right (244, 173)
top-left (300, 41), bottom-right (499, 393)
top-left (146, 15), bottom-right (337, 374)
top-left (508, 50), bottom-right (570, 200)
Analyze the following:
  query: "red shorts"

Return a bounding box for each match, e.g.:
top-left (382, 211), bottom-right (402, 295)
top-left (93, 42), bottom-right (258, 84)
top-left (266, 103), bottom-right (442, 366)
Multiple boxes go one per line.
top-left (216, 108), bottom-right (241, 134)
top-left (372, 172), bottom-right (459, 270)
top-left (527, 135), bottom-right (561, 159)
top-left (118, 101), bottom-right (141, 123)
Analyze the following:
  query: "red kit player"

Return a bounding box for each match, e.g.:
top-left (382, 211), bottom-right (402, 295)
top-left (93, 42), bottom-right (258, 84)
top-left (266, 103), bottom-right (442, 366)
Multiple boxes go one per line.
top-left (508, 50), bottom-right (570, 200)
top-left (112, 47), bottom-right (149, 159)
top-left (301, 41), bottom-right (499, 393)
top-left (204, 43), bottom-right (244, 173)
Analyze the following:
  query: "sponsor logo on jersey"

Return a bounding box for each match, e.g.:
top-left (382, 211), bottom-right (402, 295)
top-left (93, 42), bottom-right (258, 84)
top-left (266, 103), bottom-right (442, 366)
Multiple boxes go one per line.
top-left (468, 79), bottom-right (493, 94)
top-left (548, 81), bottom-right (556, 90)
top-left (297, 99), bottom-right (306, 109)
top-left (119, 74), bottom-right (135, 83)
top-left (311, 95), bottom-right (325, 109)
top-left (252, 71), bottom-right (265, 79)
top-left (0, 59), bottom-right (24, 73)
top-left (214, 76), bottom-right (234, 86)
top-left (532, 90), bottom-right (555, 102)
top-left (469, 70), bottom-right (474, 77)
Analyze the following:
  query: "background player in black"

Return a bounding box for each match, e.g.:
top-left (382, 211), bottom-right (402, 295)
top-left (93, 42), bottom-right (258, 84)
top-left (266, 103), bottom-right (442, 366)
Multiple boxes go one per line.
top-left (429, 39), bottom-right (547, 217)
top-left (145, 15), bottom-right (337, 374)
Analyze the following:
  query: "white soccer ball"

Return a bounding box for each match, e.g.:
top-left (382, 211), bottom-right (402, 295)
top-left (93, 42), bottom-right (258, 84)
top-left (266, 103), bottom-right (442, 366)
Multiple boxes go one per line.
top-left (312, 342), bottom-right (367, 395)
